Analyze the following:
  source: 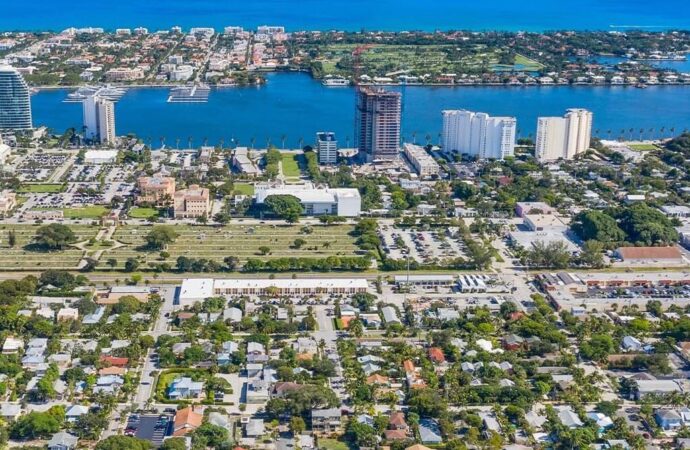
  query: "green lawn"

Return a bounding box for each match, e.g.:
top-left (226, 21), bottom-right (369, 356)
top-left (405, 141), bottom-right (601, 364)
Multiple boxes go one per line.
top-left (128, 207), bottom-right (160, 219)
top-left (62, 206), bottom-right (109, 219)
top-left (0, 224), bottom-right (98, 270)
top-left (106, 224), bottom-right (361, 269)
top-left (233, 183), bottom-right (255, 196)
top-left (17, 183), bottom-right (65, 193)
top-left (628, 143), bottom-right (658, 151)
top-left (317, 439), bottom-right (350, 450)
top-left (281, 153), bottom-right (301, 177)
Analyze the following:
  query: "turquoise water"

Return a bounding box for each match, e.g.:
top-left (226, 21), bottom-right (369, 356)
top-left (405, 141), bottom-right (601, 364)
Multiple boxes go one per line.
top-left (2, 0), bottom-right (690, 31)
top-left (31, 73), bottom-right (690, 147)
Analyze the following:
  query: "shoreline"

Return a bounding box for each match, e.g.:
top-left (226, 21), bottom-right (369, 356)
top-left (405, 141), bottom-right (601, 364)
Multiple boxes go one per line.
top-left (32, 80), bottom-right (690, 92)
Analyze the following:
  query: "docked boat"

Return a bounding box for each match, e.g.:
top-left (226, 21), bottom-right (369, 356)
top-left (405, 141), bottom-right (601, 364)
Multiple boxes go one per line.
top-left (64, 85), bottom-right (127, 103)
top-left (322, 77), bottom-right (350, 87)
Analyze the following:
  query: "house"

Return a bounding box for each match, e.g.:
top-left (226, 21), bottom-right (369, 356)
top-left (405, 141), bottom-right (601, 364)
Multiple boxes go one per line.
top-left (2, 337), bottom-right (23, 354)
top-left (503, 334), bottom-right (525, 351)
top-left (47, 432), bottom-right (79, 450)
top-left (622, 336), bottom-right (643, 352)
top-left (168, 377), bottom-right (204, 400)
top-left (100, 355), bottom-right (129, 368)
top-left (246, 379), bottom-right (270, 404)
top-left (93, 375), bottom-right (124, 394)
top-left (311, 408), bottom-right (342, 434)
top-left (223, 307), bottom-right (243, 322)
top-left (389, 411), bottom-right (409, 431)
top-left (419, 419), bottom-right (443, 444)
top-left (366, 374), bottom-right (390, 385)
top-left (655, 409), bottom-right (683, 431)
top-left (66, 405), bottom-right (89, 422)
top-left (0, 403), bottom-right (22, 421)
top-left (428, 347), bottom-right (446, 364)
top-left (587, 412), bottom-right (614, 431)
top-left (173, 406), bottom-right (204, 436)
top-left (57, 307), bottom-right (79, 321)
top-left (245, 418), bottom-right (265, 437)
top-left (557, 407), bottom-right (583, 428)
top-left (381, 306), bottom-right (401, 324)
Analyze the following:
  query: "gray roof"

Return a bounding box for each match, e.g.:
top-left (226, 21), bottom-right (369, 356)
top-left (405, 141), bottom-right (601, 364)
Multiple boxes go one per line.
top-left (312, 408), bottom-right (341, 419)
top-left (48, 432), bottom-right (78, 448)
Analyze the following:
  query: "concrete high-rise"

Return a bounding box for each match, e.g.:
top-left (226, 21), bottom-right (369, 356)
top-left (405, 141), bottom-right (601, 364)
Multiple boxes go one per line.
top-left (355, 88), bottom-right (401, 160)
top-left (83, 94), bottom-right (116, 144)
top-left (442, 110), bottom-right (516, 160)
top-left (0, 65), bottom-right (32, 130)
top-left (316, 132), bottom-right (337, 165)
top-left (535, 109), bottom-right (592, 161)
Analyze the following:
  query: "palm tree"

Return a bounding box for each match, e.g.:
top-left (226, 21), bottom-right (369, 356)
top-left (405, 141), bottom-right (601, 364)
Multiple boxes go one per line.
top-left (425, 133), bottom-right (432, 146)
top-left (298, 137), bottom-right (304, 150)
top-left (250, 137), bottom-right (256, 149)
top-left (607, 129), bottom-right (612, 140)
top-left (159, 136), bottom-right (165, 149)
top-left (660, 127), bottom-right (666, 139)
top-left (639, 128), bottom-right (644, 141)
top-left (411, 131), bottom-right (417, 144)
top-left (281, 134), bottom-right (287, 149)
top-left (175, 138), bottom-right (181, 149)
top-left (187, 136), bottom-right (193, 149)
top-left (629, 128), bottom-right (634, 141)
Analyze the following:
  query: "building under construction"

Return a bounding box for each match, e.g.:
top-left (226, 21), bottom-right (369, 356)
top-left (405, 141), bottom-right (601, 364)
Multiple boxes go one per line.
top-left (355, 87), bottom-right (401, 160)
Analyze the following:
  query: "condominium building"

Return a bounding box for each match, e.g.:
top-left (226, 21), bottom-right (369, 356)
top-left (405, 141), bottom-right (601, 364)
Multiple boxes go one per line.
top-left (442, 110), bottom-right (516, 160)
top-left (0, 65), bottom-right (32, 130)
top-left (535, 109), bottom-right (593, 161)
top-left (137, 176), bottom-right (176, 205)
top-left (402, 143), bottom-right (440, 178)
top-left (316, 132), bottom-right (337, 165)
top-left (356, 88), bottom-right (401, 160)
top-left (174, 184), bottom-right (210, 219)
top-left (104, 67), bottom-right (145, 82)
top-left (83, 94), bottom-right (115, 144)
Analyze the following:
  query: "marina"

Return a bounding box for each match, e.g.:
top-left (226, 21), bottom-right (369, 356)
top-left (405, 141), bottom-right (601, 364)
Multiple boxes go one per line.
top-left (167, 84), bottom-right (211, 103)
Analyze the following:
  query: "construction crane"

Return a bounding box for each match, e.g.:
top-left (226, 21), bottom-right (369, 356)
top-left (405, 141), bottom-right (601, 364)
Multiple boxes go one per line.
top-left (351, 44), bottom-right (374, 89)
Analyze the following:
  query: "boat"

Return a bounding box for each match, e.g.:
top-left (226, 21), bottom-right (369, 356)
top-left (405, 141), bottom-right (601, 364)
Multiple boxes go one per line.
top-left (64, 85), bottom-right (127, 103)
top-left (322, 77), bottom-right (350, 87)
top-left (635, 83), bottom-right (648, 89)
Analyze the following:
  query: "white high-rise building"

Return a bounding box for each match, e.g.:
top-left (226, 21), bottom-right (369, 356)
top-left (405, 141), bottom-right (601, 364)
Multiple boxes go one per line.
top-left (535, 109), bottom-right (592, 161)
top-left (0, 65), bottom-right (32, 130)
top-left (83, 94), bottom-right (115, 145)
top-left (442, 110), bottom-right (516, 160)
top-left (316, 132), bottom-right (337, 165)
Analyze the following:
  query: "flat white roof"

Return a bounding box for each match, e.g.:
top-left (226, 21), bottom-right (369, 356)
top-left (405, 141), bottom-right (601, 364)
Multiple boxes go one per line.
top-left (179, 278), bottom-right (214, 299)
top-left (180, 278), bottom-right (368, 298)
top-left (84, 150), bottom-right (118, 160)
top-left (214, 278), bottom-right (369, 290)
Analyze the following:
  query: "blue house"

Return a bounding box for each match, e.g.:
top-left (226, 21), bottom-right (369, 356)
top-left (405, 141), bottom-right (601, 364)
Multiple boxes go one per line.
top-left (655, 409), bottom-right (682, 430)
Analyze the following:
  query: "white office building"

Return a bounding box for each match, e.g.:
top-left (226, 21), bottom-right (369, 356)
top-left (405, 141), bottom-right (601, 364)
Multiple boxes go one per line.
top-left (83, 94), bottom-right (115, 144)
top-left (255, 183), bottom-right (361, 217)
top-left (535, 109), bottom-right (592, 161)
top-left (402, 143), bottom-right (440, 178)
top-left (317, 132), bottom-right (337, 165)
top-left (442, 110), bottom-right (516, 160)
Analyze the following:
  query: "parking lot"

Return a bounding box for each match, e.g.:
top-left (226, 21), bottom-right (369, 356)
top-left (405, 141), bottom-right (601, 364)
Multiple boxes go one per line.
top-left (379, 225), bottom-right (467, 263)
top-left (125, 413), bottom-right (173, 446)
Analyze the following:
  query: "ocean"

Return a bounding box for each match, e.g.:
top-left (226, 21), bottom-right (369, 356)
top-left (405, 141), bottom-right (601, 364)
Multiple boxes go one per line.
top-left (2, 0), bottom-right (690, 32)
top-left (31, 73), bottom-right (690, 148)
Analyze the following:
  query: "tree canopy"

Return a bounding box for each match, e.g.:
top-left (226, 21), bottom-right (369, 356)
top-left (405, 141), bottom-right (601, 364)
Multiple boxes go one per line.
top-left (34, 223), bottom-right (77, 250)
top-left (145, 225), bottom-right (179, 250)
top-left (264, 194), bottom-right (303, 223)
